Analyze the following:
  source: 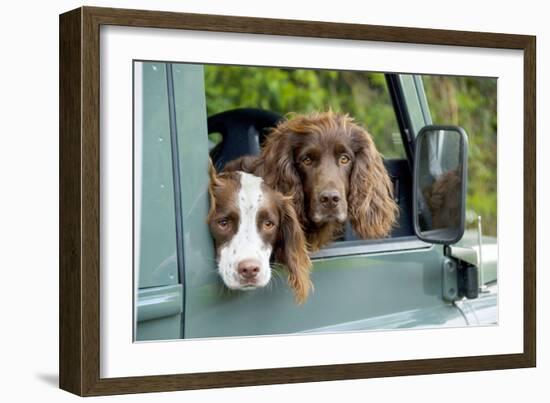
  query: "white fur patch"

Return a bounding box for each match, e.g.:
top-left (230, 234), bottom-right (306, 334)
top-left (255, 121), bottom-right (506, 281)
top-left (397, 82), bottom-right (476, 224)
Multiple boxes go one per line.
top-left (217, 172), bottom-right (272, 290)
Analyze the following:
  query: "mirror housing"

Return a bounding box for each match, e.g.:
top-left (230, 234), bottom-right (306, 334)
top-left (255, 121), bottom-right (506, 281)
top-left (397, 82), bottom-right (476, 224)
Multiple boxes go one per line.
top-left (413, 125), bottom-right (469, 245)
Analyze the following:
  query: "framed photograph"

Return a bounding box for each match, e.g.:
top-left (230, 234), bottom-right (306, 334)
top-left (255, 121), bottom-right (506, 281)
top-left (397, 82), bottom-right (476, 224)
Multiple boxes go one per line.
top-left (59, 6), bottom-right (536, 396)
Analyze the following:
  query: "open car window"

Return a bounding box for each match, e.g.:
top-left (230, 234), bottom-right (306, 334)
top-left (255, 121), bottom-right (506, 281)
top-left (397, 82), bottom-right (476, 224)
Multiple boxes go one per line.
top-left (204, 65), bottom-right (414, 245)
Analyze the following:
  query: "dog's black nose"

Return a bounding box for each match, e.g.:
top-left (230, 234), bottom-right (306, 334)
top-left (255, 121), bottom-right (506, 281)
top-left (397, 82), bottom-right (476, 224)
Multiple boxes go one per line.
top-left (237, 259), bottom-right (261, 280)
top-left (319, 190), bottom-right (341, 209)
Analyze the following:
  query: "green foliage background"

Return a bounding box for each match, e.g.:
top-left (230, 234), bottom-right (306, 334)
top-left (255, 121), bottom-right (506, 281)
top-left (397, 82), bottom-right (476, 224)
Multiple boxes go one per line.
top-left (204, 65), bottom-right (497, 236)
top-left (423, 76), bottom-right (497, 236)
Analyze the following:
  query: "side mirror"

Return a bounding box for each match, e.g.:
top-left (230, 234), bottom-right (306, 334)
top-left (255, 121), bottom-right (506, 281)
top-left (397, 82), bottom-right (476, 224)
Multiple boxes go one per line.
top-left (413, 126), bottom-right (468, 245)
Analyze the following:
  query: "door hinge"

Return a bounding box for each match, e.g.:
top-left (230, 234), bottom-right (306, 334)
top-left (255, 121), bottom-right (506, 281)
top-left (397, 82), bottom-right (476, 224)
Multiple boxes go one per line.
top-left (442, 252), bottom-right (479, 302)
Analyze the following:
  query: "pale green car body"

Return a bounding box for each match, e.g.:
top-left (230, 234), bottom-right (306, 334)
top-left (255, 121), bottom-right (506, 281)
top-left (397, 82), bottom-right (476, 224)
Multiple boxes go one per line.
top-left (134, 62), bottom-right (497, 341)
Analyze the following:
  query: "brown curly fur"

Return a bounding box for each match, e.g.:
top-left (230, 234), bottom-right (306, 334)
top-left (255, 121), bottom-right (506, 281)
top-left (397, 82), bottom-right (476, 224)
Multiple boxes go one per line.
top-left (423, 168), bottom-right (462, 230)
top-left (224, 111), bottom-right (398, 250)
top-left (274, 195), bottom-right (313, 304)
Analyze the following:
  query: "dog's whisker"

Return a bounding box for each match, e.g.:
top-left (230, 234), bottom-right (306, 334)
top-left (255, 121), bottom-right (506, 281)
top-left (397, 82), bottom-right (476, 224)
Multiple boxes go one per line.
top-left (271, 270), bottom-right (283, 282)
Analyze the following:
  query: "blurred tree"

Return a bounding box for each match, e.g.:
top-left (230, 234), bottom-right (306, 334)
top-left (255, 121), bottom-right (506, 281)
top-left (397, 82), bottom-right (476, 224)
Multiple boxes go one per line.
top-left (423, 76), bottom-right (497, 236)
top-left (205, 66), bottom-right (403, 158)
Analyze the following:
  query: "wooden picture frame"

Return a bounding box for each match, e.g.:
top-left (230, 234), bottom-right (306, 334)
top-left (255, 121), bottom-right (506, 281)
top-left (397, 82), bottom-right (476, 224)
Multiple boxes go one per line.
top-left (59, 6), bottom-right (536, 396)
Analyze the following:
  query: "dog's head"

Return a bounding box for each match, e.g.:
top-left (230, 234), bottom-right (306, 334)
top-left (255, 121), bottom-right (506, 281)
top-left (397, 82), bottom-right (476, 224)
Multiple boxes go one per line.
top-left (257, 111), bottom-right (398, 247)
top-left (207, 164), bottom-right (312, 303)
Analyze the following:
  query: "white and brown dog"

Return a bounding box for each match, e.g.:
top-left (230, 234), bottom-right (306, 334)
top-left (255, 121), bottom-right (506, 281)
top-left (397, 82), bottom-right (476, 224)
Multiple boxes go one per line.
top-left (207, 164), bottom-right (312, 304)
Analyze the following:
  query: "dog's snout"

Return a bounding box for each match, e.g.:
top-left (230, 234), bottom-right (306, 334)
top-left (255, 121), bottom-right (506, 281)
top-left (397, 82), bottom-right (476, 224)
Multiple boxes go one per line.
top-left (319, 190), bottom-right (341, 209)
top-left (237, 259), bottom-right (261, 280)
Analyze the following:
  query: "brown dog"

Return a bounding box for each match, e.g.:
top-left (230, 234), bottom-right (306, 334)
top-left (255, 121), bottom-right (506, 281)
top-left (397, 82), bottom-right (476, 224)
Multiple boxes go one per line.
top-left (225, 111), bottom-right (398, 250)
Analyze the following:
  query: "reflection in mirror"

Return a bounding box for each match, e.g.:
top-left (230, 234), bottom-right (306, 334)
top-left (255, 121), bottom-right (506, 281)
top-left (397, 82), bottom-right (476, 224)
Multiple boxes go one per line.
top-left (414, 127), bottom-right (468, 244)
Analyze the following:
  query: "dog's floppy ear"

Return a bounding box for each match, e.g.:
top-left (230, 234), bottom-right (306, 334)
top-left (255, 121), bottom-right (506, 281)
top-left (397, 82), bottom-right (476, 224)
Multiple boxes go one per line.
top-left (348, 127), bottom-right (398, 239)
top-left (208, 158), bottom-right (218, 183)
top-left (207, 158), bottom-right (221, 215)
top-left (223, 155), bottom-right (259, 173)
top-left (275, 196), bottom-right (312, 304)
top-left (257, 122), bottom-right (306, 225)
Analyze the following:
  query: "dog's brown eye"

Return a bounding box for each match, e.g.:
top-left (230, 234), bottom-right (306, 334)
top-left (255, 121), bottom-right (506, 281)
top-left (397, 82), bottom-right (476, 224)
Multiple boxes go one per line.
top-left (217, 218), bottom-right (230, 228)
top-left (264, 220), bottom-right (275, 230)
top-left (302, 156), bottom-right (313, 166)
top-left (339, 155), bottom-right (351, 165)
